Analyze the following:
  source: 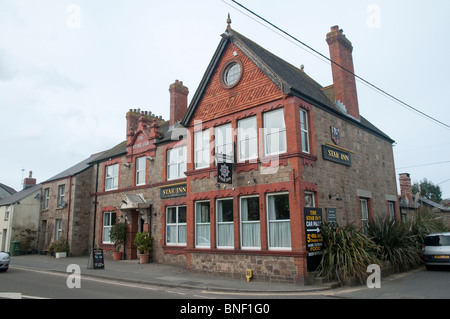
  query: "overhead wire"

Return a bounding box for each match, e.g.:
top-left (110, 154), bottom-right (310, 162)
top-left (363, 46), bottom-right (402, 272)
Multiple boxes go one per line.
top-left (226, 0), bottom-right (450, 131)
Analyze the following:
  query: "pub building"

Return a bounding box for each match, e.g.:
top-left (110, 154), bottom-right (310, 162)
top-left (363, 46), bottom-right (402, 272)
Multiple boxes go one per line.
top-left (91, 20), bottom-right (399, 284)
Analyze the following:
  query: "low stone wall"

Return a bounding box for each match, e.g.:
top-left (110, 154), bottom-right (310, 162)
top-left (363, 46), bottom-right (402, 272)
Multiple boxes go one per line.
top-left (187, 252), bottom-right (304, 284)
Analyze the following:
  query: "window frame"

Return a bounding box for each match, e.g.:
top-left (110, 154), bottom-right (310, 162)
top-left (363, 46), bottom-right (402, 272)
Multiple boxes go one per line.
top-left (214, 124), bottom-right (233, 165)
top-left (194, 129), bottom-right (210, 169)
top-left (167, 146), bottom-right (187, 180)
top-left (240, 195), bottom-right (261, 250)
top-left (57, 185), bottom-right (65, 207)
top-left (195, 200), bottom-right (211, 248)
top-left (105, 163), bottom-right (119, 191)
top-left (216, 198), bottom-right (234, 249)
top-left (266, 192), bottom-right (291, 250)
top-left (237, 116), bottom-right (258, 162)
top-left (360, 198), bottom-right (369, 234)
top-left (135, 156), bottom-right (146, 186)
top-left (102, 211), bottom-right (116, 244)
top-left (263, 108), bottom-right (287, 156)
top-left (300, 108), bottom-right (310, 154)
top-left (166, 205), bottom-right (187, 246)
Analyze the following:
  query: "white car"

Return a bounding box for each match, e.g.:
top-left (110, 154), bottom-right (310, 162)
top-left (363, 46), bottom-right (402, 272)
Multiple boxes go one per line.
top-left (0, 252), bottom-right (10, 272)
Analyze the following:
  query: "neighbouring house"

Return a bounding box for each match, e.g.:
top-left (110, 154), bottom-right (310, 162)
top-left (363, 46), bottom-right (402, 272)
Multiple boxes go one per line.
top-left (38, 152), bottom-right (104, 256)
top-left (399, 172), bottom-right (450, 227)
top-left (88, 21), bottom-right (399, 284)
top-left (0, 172), bottom-right (41, 253)
top-left (0, 183), bottom-right (16, 201)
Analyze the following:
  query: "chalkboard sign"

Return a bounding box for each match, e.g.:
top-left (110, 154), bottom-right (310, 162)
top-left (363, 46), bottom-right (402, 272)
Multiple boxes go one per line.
top-left (93, 249), bottom-right (104, 269)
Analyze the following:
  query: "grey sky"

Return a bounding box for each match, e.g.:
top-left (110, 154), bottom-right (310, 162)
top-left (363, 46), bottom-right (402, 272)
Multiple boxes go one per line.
top-left (1, 0), bottom-right (449, 198)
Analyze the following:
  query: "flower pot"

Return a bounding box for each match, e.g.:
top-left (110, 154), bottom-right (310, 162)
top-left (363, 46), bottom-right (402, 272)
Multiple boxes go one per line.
top-left (113, 251), bottom-right (123, 261)
top-left (139, 253), bottom-right (150, 264)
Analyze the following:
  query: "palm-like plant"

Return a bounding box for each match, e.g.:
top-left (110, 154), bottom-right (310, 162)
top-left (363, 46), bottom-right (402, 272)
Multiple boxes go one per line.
top-left (367, 216), bottom-right (421, 272)
top-left (317, 222), bottom-right (380, 285)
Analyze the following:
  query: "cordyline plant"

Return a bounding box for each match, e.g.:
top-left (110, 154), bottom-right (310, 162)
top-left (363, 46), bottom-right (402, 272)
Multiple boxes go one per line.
top-left (367, 216), bottom-right (422, 272)
top-left (316, 222), bottom-right (381, 285)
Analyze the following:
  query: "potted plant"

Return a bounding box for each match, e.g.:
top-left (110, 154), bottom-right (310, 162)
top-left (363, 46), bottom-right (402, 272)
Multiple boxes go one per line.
top-left (109, 222), bottom-right (127, 261)
top-left (133, 232), bottom-right (152, 264)
top-left (48, 238), bottom-right (69, 258)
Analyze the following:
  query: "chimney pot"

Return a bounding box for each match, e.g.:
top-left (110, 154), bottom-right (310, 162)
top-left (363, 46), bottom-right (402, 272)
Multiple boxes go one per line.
top-left (326, 26), bottom-right (360, 121)
top-left (169, 80), bottom-right (189, 127)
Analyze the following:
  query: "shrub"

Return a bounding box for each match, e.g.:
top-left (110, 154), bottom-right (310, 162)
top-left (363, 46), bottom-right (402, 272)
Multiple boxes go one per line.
top-left (48, 238), bottom-right (69, 253)
top-left (317, 222), bottom-right (380, 285)
top-left (367, 216), bottom-right (421, 272)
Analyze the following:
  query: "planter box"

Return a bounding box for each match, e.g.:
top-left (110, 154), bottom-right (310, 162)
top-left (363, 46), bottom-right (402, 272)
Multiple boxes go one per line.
top-left (55, 252), bottom-right (67, 259)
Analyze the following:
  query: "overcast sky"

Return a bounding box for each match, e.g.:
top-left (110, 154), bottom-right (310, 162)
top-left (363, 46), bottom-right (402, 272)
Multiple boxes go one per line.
top-left (1, 0), bottom-right (449, 199)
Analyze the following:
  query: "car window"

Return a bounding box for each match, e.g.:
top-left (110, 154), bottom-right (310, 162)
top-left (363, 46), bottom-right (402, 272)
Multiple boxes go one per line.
top-left (424, 235), bottom-right (450, 246)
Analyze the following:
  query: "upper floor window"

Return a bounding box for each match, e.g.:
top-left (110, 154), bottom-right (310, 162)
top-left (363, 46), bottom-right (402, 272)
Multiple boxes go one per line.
top-left (194, 129), bottom-right (210, 169)
top-left (215, 124), bottom-right (233, 164)
top-left (105, 163), bottom-right (119, 191)
top-left (57, 185), bottom-right (65, 207)
top-left (43, 188), bottom-right (50, 209)
top-left (167, 146), bottom-right (187, 180)
top-left (300, 109), bottom-right (310, 153)
top-left (237, 116), bottom-right (258, 161)
top-left (264, 109), bottom-right (286, 156)
top-left (136, 156), bottom-right (146, 186)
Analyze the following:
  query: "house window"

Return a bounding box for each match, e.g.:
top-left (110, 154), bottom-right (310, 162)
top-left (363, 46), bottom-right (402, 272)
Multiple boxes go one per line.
top-left (300, 109), bottom-right (310, 153)
top-left (55, 219), bottom-right (63, 240)
top-left (217, 198), bottom-right (234, 248)
top-left (237, 116), bottom-right (258, 161)
top-left (240, 196), bottom-right (260, 249)
top-left (44, 188), bottom-right (50, 209)
top-left (267, 193), bottom-right (291, 249)
top-left (224, 62), bottom-right (241, 86)
top-left (215, 124), bottom-right (233, 164)
top-left (360, 198), bottom-right (369, 234)
top-left (194, 129), bottom-right (210, 169)
top-left (102, 211), bottom-right (116, 243)
top-left (136, 156), bottom-right (146, 186)
top-left (167, 146), bottom-right (187, 180)
top-left (195, 201), bottom-right (210, 248)
top-left (388, 201), bottom-right (395, 219)
top-left (105, 163), bottom-right (119, 190)
top-left (264, 108), bottom-right (286, 156)
top-left (305, 192), bottom-right (315, 208)
top-left (57, 185), bottom-right (65, 207)
top-left (4, 206), bottom-right (10, 220)
top-left (166, 206), bottom-right (186, 246)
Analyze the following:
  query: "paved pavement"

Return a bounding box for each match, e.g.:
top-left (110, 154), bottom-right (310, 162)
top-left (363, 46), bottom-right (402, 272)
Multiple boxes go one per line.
top-left (9, 254), bottom-right (334, 293)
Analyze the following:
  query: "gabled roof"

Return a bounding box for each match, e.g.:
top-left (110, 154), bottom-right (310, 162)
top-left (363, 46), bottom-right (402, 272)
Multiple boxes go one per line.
top-left (181, 28), bottom-right (394, 143)
top-left (0, 183), bottom-right (16, 196)
top-left (0, 183), bottom-right (42, 206)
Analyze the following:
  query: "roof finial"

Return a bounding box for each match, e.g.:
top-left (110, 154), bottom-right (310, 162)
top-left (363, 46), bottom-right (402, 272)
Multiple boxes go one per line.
top-left (227, 13), bottom-right (232, 29)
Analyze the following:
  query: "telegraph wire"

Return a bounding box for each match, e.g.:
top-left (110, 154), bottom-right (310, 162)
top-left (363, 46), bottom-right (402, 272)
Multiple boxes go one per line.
top-left (226, 0), bottom-right (450, 131)
top-left (396, 160), bottom-right (450, 170)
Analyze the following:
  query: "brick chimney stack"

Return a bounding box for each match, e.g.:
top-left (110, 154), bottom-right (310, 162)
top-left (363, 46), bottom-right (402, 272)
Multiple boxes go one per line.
top-left (169, 80), bottom-right (189, 127)
top-left (23, 171), bottom-right (36, 189)
top-left (326, 26), bottom-right (360, 121)
top-left (399, 173), bottom-right (414, 207)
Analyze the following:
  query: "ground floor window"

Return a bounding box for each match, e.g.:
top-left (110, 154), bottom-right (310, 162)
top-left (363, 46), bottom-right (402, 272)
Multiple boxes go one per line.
top-left (240, 196), bottom-right (260, 249)
top-left (102, 211), bottom-right (116, 243)
top-left (166, 206), bottom-right (186, 246)
top-left (360, 198), bottom-right (369, 234)
top-left (195, 201), bottom-right (210, 248)
top-left (216, 198), bottom-right (234, 248)
top-left (267, 193), bottom-right (291, 249)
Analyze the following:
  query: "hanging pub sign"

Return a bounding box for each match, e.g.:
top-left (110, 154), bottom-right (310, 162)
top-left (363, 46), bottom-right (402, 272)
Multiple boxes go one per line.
top-left (304, 207), bottom-right (323, 272)
top-left (217, 162), bottom-right (233, 184)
